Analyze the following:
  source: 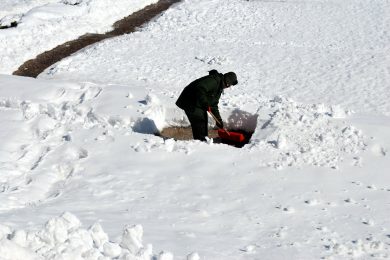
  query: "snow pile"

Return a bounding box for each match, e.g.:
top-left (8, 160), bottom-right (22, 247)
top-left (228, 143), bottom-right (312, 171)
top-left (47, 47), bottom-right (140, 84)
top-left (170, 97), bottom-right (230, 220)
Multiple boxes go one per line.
top-left (0, 212), bottom-right (180, 260)
top-left (248, 96), bottom-right (366, 169)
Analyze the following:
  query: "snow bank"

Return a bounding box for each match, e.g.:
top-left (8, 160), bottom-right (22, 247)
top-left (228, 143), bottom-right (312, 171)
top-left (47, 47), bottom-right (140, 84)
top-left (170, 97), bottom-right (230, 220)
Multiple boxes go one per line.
top-left (0, 212), bottom-right (182, 260)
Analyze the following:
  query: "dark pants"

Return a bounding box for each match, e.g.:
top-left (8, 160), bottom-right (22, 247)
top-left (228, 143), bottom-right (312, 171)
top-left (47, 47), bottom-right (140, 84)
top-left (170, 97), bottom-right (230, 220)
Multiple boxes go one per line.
top-left (185, 109), bottom-right (208, 142)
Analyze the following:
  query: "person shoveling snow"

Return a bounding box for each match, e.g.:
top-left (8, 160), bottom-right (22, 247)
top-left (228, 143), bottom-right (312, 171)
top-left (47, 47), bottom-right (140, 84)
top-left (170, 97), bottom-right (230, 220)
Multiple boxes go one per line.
top-left (176, 69), bottom-right (238, 141)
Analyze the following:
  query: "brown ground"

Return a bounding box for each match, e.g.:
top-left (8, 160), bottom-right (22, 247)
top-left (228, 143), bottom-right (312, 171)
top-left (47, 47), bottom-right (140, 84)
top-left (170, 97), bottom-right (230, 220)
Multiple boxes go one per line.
top-left (13, 0), bottom-right (182, 78)
top-left (158, 126), bottom-right (253, 148)
top-left (159, 127), bottom-right (219, 141)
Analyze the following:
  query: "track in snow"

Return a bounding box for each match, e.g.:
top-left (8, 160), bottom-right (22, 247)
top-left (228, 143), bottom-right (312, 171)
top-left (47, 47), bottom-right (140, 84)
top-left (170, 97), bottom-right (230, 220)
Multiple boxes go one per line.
top-left (12, 0), bottom-right (181, 78)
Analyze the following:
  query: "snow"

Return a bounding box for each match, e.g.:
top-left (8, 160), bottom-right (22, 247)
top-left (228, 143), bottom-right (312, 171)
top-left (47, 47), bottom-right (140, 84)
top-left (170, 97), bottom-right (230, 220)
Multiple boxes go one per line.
top-left (40, 0), bottom-right (390, 117)
top-left (1, 0), bottom-right (390, 259)
top-left (0, 0), bottom-right (158, 74)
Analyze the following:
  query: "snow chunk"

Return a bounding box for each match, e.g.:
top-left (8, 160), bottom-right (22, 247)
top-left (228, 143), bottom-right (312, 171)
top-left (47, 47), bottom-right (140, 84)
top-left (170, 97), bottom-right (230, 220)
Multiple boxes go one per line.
top-left (89, 223), bottom-right (109, 249)
top-left (120, 224), bottom-right (143, 254)
top-left (103, 242), bottom-right (121, 258)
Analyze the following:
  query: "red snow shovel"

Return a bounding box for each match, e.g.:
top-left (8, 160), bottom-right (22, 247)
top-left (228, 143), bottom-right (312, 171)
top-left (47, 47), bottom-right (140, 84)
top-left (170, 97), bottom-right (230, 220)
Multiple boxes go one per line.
top-left (217, 129), bottom-right (245, 142)
top-left (208, 110), bottom-right (245, 143)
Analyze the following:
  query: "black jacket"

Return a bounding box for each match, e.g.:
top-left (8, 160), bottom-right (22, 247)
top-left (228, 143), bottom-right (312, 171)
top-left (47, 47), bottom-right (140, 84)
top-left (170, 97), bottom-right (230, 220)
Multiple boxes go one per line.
top-left (176, 70), bottom-right (224, 123)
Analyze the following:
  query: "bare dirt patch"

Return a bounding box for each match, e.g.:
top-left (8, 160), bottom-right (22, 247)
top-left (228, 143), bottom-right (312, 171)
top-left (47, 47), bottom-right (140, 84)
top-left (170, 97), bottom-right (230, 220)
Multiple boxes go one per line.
top-left (158, 126), bottom-right (253, 148)
top-left (159, 127), bottom-right (219, 141)
top-left (13, 0), bottom-right (182, 78)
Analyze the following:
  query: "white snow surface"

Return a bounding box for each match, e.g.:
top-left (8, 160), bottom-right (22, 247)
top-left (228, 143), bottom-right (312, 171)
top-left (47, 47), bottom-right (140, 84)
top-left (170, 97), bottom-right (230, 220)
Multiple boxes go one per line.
top-left (41, 0), bottom-right (390, 117)
top-left (1, 0), bottom-right (390, 259)
top-left (0, 0), bottom-right (158, 74)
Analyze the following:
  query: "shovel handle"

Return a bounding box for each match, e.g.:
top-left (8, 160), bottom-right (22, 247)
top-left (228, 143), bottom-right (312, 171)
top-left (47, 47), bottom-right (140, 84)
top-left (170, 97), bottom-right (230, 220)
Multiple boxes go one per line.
top-left (222, 128), bottom-right (231, 136)
top-left (207, 110), bottom-right (230, 135)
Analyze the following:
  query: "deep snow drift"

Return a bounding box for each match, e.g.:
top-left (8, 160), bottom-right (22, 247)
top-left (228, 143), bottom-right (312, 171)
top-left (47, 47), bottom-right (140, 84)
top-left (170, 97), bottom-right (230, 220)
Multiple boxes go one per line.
top-left (1, 0), bottom-right (390, 259)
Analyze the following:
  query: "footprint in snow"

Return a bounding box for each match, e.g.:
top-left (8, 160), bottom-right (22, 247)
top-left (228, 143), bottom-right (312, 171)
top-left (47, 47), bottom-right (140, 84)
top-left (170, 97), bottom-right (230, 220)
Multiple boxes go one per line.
top-left (78, 148), bottom-right (88, 159)
top-left (370, 144), bottom-right (387, 157)
top-left (0, 183), bottom-right (10, 193)
top-left (54, 163), bottom-right (75, 180)
top-left (240, 244), bottom-right (256, 253)
top-left (276, 205), bottom-right (295, 213)
top-left (316, 226), bottom-right (329, 232)
top-left (304, 199), bottom-right (320, 206)
top-left (367, 185), bottom-right (377, 190)
top-left (351, 181), bottom-right (363, 186)
top-left (62, 134), bottom-right (72, 142)
top-left (273, 226), bottom-right (288, 239)
top-left (362, 219), bottom-right (374, 226)
top-left (25, 178), bottom-right (33, 185)
top-left (344, 198), bottom-right (357, 204)
top-left (352, 156), bottom-right (362, 166)
top-left (95, 130), bottom-right (114, 142)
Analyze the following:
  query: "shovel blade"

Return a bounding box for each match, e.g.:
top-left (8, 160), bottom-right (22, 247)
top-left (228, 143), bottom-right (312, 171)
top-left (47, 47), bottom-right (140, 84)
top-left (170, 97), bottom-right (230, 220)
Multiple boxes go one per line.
top-left (218, 129), bottom-right (245, 142)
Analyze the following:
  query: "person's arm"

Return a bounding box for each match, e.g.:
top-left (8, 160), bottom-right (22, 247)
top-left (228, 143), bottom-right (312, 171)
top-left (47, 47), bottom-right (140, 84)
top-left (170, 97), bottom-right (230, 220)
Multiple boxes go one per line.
top-left (198, 78), bottom-right (223, 127)
top-left (209, 102), bottom-right (223, 128)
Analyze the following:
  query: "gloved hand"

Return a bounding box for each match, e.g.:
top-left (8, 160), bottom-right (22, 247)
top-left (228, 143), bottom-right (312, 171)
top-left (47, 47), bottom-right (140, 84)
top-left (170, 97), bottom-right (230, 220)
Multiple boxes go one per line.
top-left (207, 106), bottom-right (212, 112)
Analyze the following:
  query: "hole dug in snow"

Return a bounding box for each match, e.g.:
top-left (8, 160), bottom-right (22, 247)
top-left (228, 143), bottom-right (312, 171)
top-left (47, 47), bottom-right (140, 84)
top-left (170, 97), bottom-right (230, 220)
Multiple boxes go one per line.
top-left (158, 109), bottom-right (257, 148)
top-left (157, 127), bottom-right (254, 148)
